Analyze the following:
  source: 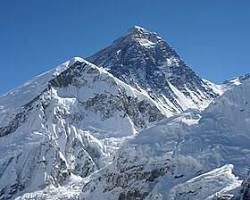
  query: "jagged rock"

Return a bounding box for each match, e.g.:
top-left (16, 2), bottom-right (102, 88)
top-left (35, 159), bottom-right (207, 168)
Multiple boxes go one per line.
top-left (88, 26), bottom-right (220, 114)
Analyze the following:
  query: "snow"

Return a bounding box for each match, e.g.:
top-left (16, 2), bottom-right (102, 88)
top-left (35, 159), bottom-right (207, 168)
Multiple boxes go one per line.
top-left (0, 57), bottom-right (85, 127)
top-left (137, 38), bottom-right (156, 48)
top-left (0, 56), bottom-right (167, 199)
top-left (202, 79), bottom-right (227, 96)
top-left (168, 81), bottom-right (199, 110)
top-left (229, 77), bottom-right (242, 86)
top-left (129, 25), bottom-right (150, 34)
top-left (88, 25), bottom-right (220, 118)
top-left (78, 78), bottom-right (250, 200)
top-left (166, 57), bottom-right (180, 67)
top-left (167, 164), bottom-right (242, 200)
top-left (8, 72), bottom-right (248, 199)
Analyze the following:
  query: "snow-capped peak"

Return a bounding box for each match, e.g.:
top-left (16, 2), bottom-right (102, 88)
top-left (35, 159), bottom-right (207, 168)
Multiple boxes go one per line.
top-left (128, 25), bottom-right (149, 33)
top-left (87, 26), bottom-right (219, 115)
top-left (0, 56), bottom-right (166, 199)
top-left (125, 25), bottom-right (162, 48)
top-left (0, 57), bottom-right (87, 112)
top-left (127, 25), bottom-right (157, 35)
top-left (128, 25), bottom-right (159, 35)
top-left (223, 73), bottom-right (250, 87)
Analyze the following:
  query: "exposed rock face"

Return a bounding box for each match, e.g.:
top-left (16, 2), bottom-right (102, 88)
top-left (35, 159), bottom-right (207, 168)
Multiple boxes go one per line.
top-left (0, 58), bottom-right (165, 200)
top-left (80, 78), bottom-right (250, 200)
top-left (88, 26), bottom-right (219, 115)
top-left (240, 174), bottom-right (250, 200)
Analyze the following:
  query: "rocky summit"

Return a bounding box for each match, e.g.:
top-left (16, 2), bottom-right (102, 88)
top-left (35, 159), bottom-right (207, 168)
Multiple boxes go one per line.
top-left (88, 26), bottom-right (220, 115)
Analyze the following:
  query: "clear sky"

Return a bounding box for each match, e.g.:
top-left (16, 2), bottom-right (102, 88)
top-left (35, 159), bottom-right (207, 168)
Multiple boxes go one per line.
top-left (0, 0), bottom-right (250, 95)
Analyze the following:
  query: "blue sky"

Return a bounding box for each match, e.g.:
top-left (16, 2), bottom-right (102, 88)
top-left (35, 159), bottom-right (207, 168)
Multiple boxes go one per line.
top-left (0, 0), bottom-right (250, 95)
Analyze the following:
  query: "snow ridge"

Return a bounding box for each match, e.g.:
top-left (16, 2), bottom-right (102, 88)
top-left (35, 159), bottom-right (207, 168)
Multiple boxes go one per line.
top-left (0, 57), bottom-right (166, 199)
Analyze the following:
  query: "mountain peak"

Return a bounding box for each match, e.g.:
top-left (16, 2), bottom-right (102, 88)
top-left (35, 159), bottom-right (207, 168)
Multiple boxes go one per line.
top-left (128, 25), bottom-right (150, 34)
top-left (126, 25), bottom-right (161, 43)
top-left (87, 27), bottom-right (219, 114)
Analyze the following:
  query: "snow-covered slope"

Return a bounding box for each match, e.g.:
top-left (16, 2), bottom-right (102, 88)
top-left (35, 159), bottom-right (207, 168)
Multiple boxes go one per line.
top-left (223, 73), bottom-right (250, 89)
top-left (0, 57), bottom-right (166, 199)
top-left (79, 76), bottom-right (250, 200)
top-left (0, 58), bottom-right (81, 129)
top-left (88, 26), bottom-right (221, 115)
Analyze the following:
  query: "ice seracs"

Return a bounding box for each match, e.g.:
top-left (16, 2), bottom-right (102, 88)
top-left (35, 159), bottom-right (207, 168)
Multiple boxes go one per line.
top-left (79, 76), bottom-right (250, 200)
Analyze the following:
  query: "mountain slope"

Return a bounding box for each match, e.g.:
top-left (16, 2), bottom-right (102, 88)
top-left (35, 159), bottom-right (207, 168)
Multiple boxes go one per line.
top-left (0, 57), bottom-right (166, 200)
top-left (88, 26), bottom-right (220, 115)
top-left (79, 76), bottom-right (250, 200)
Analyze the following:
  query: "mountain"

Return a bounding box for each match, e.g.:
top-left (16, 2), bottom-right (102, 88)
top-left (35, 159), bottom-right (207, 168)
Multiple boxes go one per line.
top-left (223, 73), bottom-right (250, 88)
top-left (14, 72), bottom-right (250, 200)
top-left (79, 72), bottom-right (250, 200)
top-left (88, 26), bottom-right (221, 115)
top-left (0, 57), bottom-right (165, 199)
top-left (0, 25), bottom-right (249, 200)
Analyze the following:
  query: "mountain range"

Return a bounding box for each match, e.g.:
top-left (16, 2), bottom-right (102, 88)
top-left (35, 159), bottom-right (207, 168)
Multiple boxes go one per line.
top-left (0, 26), bottom-right (249, 200)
